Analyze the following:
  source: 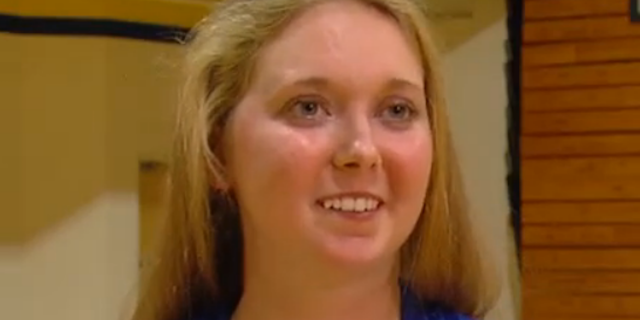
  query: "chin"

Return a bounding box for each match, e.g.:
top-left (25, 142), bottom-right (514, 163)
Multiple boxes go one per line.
top-left (318, 234), bottom-right (396, 268)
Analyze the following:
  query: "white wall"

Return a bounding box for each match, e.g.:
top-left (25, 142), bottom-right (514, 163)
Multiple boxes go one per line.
top-left (0, 193), bottom-right (139, 320)
top-left (442, 18), bottom-right (518, 320)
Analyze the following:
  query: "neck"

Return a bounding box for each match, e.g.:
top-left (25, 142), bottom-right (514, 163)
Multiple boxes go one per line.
top-left (232, 242), bottom-right (401, 320)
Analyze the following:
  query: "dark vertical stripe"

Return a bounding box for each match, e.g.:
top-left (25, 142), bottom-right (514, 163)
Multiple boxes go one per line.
top-left (506, 0), bottom-right (523, 266)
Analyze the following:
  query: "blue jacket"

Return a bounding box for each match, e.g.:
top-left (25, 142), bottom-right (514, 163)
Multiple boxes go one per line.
top-left (188, 286), bottom-right (473, 320)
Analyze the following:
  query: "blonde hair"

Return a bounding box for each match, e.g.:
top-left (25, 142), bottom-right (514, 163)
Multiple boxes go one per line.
top-left (133, 0), bottom-right (497, 319)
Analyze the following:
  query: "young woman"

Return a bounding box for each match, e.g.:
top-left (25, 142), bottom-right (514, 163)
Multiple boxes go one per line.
top-left (134, 0), bottom-right (497, 319)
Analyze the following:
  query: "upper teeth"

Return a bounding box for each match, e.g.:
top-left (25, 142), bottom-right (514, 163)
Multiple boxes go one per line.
top-left (322, 197), bottom-right (379, 212)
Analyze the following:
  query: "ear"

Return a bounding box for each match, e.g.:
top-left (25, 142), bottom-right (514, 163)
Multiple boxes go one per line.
top-left (207, 153), bottom-right (231, 192)
top-left (210, 173), bottom-right (229, 192)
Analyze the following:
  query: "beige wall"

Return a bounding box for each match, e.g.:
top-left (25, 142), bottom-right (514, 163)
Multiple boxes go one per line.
top-left (0, 33), bottom-right (168, 320)
top-left (0, 193), bottom-right (138, 320)
top-left (0, 34), bottom-right (179, 244)
top-left (106, 38), bottom-right (180, 167)
top-left (443, 19), bottom-right (518, 320)
top-left (0, 248), bottom-right (24, 319)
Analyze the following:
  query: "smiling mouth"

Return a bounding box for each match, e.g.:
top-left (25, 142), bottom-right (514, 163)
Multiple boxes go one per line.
top-left (317, 196), bottom-right (382, 213)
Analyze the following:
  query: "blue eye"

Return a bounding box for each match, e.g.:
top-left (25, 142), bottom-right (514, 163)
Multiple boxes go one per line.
top-left (288, 97), bottom-right (329, 117)
top-left (381, 102), bottom-right (416, 121)
top-left (293, 100), bottom-right (322, 117)
top-left (284, 97), bottom-right (331, 125)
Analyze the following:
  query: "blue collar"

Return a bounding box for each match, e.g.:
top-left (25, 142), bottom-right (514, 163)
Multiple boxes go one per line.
top-left (400, 286), bottom-right (472, 320)
top-left (190, 284), bottom-right (472, 320)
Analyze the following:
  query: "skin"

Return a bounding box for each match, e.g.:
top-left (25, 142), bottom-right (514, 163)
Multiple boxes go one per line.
top-left (223, 1), bottom-right (433, 320)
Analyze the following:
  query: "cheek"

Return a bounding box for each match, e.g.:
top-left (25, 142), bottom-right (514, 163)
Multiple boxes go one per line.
top-left (226, 117), bottom-right (329, 219)
top-left (385, 130), bottom-right (433, 207)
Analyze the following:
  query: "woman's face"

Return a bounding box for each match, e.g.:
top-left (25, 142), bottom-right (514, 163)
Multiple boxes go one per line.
top-left (225, 1), bottom-right (433, 268)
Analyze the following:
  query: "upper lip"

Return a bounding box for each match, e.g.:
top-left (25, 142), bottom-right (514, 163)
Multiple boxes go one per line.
top-left (317, 192), bottom-right (385, 203)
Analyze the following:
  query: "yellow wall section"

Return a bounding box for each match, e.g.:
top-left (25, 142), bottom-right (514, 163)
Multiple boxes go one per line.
top-left (3, 0), bottom-right (212, 244)
top-left (1, 0), bottom-right (505, 53)
top-left (20, 35), bottom-right (109, 245)
top-left (430, 0), bottom-right (506, 51)
top-left (139, 165), bottom-right (168, 268)
top-left (0, 0), bottom-right (211, 29)
top-left (0, 34), bottom-right (23, 244)
top-left (0, 33), bottom-right (181, 245)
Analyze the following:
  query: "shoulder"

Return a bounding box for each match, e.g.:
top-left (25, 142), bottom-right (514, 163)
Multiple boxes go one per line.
top-left (178, 303), bottom-right (231, 320)
top-left (401, 287), bottom-right (475, 320)
top-left (407, 302), bottom-right (474, 320)
top-left (422, 306), bottom-right (475, 320)
top-left (185, 302), bottom-right (473, 320)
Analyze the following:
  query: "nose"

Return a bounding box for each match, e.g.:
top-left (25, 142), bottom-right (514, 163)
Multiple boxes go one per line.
top-left (332, 120), bottom-right (381, 170)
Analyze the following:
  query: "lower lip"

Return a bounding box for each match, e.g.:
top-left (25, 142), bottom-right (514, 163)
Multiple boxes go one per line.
top-left (316, 203), bottom-right (382, 220)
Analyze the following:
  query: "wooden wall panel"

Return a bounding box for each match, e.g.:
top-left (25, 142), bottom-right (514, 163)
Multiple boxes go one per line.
top-left (524, 0), bottom-right (628, 20)
top-left (523, 249), bottom-right (640, 270)
top-left (521, 2), bottom-right (640, 319)
top-left (522, 134), bottom-right (640, 157)
top-left (522, 318), bottom-right (633, 320)
top-left (523, 178), bottom-right (640, 201)
top-left (526, 318), bottom-right (640, 320)
top-left (522, 109), bottom-right (640, 134)
top-left (524, 318), bottom-right (640, 320)
top-left (522, 157), bottom-right (640, 200)
top-left (524, 17), bottom-right (640, 43)
top-left (523, 225), bottom-right (640, 247)
top-left (523, 202), bottom-right (640, 224)
top-left (523, 86), bottom-right (640, 112)
top-left (523, 62), bottom-right (640, 89)
top-left (523, 38), bottom-right (640, 67)
top-left (523, 295), bottom-right (640, 317)
top-left (524, 271), bottom-right (640, 294)
top-left (523, 157), bottom-right (640, 178)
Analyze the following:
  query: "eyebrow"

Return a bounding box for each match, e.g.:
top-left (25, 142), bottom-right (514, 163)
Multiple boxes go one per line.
top-left (286, 76), bottom-right (332, 90)
top-left (383, 77), bottom-right (424, 93)
top-left (281, 76), bottom-right (423, 92)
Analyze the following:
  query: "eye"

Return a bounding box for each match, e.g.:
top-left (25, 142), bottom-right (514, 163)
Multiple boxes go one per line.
top-left (286, 97), bottom-right (330, 119)
top-left (380, 100), bottom-right (417, 122)
top-left (295, 100), bottom-right (321, 117)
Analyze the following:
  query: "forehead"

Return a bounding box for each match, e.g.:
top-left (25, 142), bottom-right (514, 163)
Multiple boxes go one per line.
top-left (252, 0), bottom-right (424, 92)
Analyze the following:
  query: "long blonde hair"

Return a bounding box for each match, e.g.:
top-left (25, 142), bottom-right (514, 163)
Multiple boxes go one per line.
top-left (134, 0), bottom-right (497, 319)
